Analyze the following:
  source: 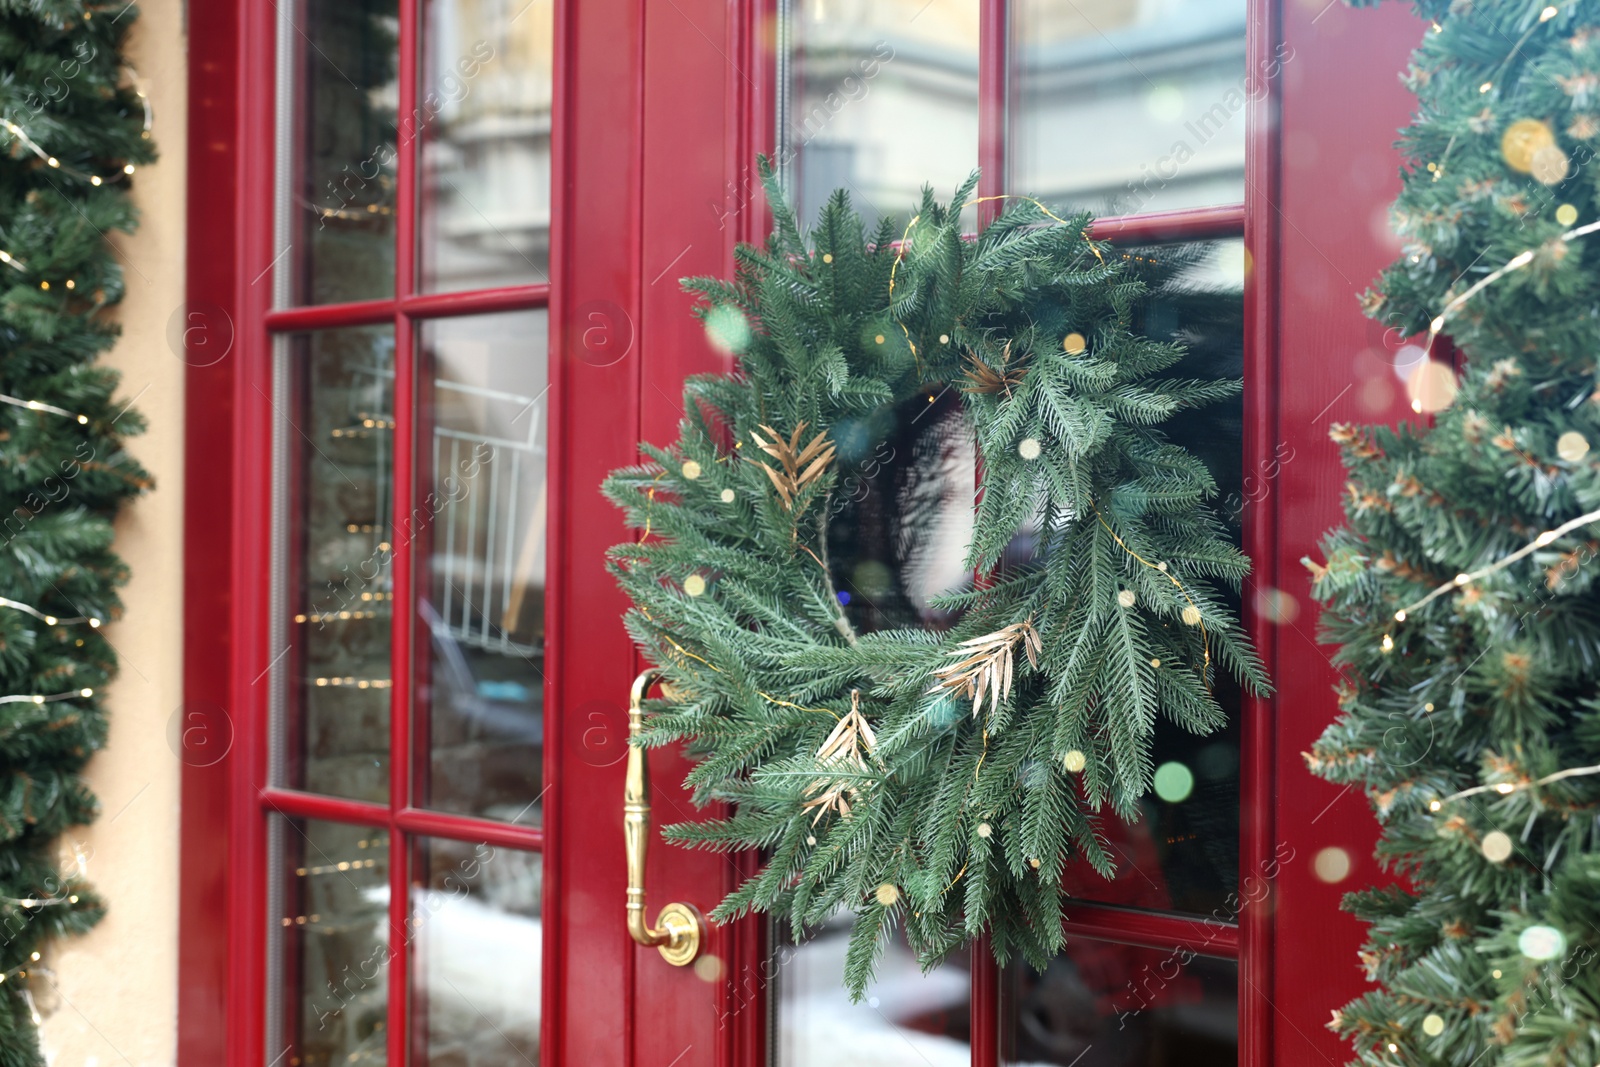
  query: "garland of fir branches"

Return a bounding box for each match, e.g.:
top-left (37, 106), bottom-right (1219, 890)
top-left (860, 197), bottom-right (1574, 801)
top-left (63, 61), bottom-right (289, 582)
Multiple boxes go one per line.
top-left (603, 162), bottom-right (1268, 997)
top-left (0, 3), bottom-right (154, 1063)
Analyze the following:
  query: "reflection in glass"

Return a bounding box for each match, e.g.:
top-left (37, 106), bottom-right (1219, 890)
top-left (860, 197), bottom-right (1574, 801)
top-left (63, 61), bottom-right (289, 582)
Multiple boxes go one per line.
top-left (289, 0), bottom-right (400, 305)
top-left (284, 327), bottom-right (396, 802)
top-left (420, 0), bottom-right (554, 292)
top-left (826, 389), bottom-right (974, 636)
top-left (781, 0), bottom-right (978, 229)
top-left (418, 312), bottom-right (548, 824)
top-left (1002, 950), bottom-right (1237, 1065)
top-left (275, 818), bottom-right (391, 1067)
top-left (1011, 0), bottom-right (1248, 216)
top-left (775, 920), bottom-right (970, 1067)
top-left (410, 837), bottom-right (541, 1065)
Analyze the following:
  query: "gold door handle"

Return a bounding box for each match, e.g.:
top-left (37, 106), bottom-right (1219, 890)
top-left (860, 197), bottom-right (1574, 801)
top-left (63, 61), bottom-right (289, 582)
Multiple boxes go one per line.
top-left (624, 668), bottom-right (705, 966)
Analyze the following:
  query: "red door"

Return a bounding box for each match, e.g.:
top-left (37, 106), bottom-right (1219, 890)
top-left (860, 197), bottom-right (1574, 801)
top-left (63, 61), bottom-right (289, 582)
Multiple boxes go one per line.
top-left (181, 0), bottom-right (1429, 1065)
top-left (548, 2), bottom-right (1426, 1065)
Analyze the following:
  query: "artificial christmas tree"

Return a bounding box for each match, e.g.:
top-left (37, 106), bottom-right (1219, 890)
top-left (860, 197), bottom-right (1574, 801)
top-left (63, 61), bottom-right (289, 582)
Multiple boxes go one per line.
top-left (0, 2), bottom-right (154, 1064)
top-left (1310, 2), bottom-right (1600, 1063)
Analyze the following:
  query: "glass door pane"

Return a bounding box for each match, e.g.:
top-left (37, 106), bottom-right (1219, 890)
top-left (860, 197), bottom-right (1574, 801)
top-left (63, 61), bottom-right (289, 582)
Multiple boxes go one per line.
top-left (409, 836), bottom-right (542, 1064)
top-left (287, 0), bottom-right (401, 305)
top-left (416, 310), bottom-right (549, 824)
top-left (419, 0), bottom-right (555, 292)
top-left (1002, 952), bottom-right (1238, 1065)
top-left (281, 325), bottom-right (398, 802)
top-left (780, 0), bottom-right (980, 229)
top-left (775, 922), bottom-right (972, 1067)
top-left (274, 818), bottom-right (393, 1067)
top-left (1010, 0), bottom-right (1249, 216)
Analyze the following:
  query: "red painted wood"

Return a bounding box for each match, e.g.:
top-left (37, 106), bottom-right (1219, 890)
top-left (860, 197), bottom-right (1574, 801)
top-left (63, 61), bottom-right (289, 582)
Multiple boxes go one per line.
top-left (973, 15), bottom-right (1008, 1056)
top-left (1087, 203), bottom-right (1246, 244)
top-left (226, 0), bottom-right (280, 1061)
top-left (971, 934), bottom-right (999, 1067)
top-left (387, 5), bottom-right (420, 1063)
top-left (261, 788), bottom-right (391, 826)
top-left (544, 0), bottom-right (644, 1062)
top-left (721, 5), bottom-right (778, 1064)
top-left (263, 285), bottom-right (550, 332)
top-left (179, 0), bottom-right (242, 1063)
top-left (635, 0), bottom-right (744, 1062)
top-left (1239, 1), bottom-right (1279, 1062)
top-left (264, 298), bottom-right (395, 331)
top-left (395, 807), bottom-right (543, 851)
top-left (1063, 903), bottom-right (1239, 959)
top-left (400, 284), bottom-right (549, 318)
top-left (1271, 3), bottom-right (1425, 1064)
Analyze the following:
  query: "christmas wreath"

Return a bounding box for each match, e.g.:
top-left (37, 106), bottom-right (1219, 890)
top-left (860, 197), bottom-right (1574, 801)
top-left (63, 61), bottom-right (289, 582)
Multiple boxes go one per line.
top-left (603, 162), bottom-right (1268, 996)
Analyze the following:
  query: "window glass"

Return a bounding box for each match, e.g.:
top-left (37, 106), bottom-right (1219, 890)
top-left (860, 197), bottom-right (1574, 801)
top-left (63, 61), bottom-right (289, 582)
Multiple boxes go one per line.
top-left (275, 818), bottom-right (392, 1067)
top-left (827, 388), bottom-right (974, 635)
top-left (410, 837), bottom-right (542, 1065)
top-left (774, 920), bottom-right (971, 1067)
top-left (417, 311), bottom-right (549, 825)
top-left (1010, 0), bottom-right (1250, 216)
top-left (781, 0), bottom-right (979, 230)
top-left (289, 0), bottom-right (400, 305)
top-left (281, 326), bottom-right (397, 803)
top-left (420, 0), bottom-right (554, 292)
top-left (1002, 950), bottom-right (1238, 1065)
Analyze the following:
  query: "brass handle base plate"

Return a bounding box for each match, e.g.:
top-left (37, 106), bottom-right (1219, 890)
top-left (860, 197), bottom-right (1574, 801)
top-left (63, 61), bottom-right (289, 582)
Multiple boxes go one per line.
top-left (654, 901), bottom-right (705, 967)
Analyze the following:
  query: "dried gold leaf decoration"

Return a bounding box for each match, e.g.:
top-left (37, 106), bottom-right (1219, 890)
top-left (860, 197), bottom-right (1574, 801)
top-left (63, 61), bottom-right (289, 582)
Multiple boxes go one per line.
top-left (749, 422), bottom-right (836, 514)
top-left (802, 690), bottom-right (878, 824)
top-left (930, 619), bottom-right (1042, 719)
top-left (960, 340), bottom-right (1029, 396)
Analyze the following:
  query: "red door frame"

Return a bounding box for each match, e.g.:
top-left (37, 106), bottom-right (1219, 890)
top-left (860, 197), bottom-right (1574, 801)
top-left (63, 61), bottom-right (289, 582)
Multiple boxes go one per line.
top-left (181, 1), bottom-right (1429, 1064)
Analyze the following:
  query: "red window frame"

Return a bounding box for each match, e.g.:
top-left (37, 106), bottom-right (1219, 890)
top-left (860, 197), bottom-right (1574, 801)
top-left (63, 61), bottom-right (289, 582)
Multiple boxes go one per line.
top-left (180, 1), bottom-right (1432, 1064)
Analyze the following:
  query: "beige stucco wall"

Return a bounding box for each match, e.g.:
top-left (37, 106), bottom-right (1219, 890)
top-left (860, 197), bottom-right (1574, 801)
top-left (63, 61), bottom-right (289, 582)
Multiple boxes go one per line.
top-left (37, 1), bottom-right (185, 1064)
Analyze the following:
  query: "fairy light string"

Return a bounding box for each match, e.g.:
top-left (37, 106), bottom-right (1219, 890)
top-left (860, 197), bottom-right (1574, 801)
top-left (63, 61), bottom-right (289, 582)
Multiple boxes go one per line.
top-left (1419, 218), bottom-right (1600, 365)
top-left (0, 58), bottom-right (154, 274)
top-left (1375, 210), bottom-right (1600, 644)
top-left (1429, 761), bottom-right (1600, 812)
top-left (1389, 504), bottom-right (1600, 628)
top-left (0, 393), bottom-right (89, 424)
top-left (0, 598), bottom-right (102, 627)
top-left (0, 687), bottom-right (94, 706)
